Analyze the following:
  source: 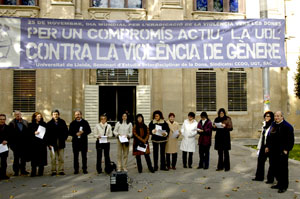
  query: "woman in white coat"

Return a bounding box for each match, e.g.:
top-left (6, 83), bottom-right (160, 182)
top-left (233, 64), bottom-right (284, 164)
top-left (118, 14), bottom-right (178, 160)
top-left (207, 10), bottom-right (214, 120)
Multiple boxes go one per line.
top-left (180, 112), bottom-right (198, 168)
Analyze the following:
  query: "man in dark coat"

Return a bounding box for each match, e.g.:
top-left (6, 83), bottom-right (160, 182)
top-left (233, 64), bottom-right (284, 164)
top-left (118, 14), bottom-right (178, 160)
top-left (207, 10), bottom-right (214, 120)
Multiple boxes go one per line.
top-left (46, 110), bottom-right (69, 176)
top-left (69, 110), bottom-right (91, 174)
top-left (8, 111), bottom-right (30, 176)
top-left (0, 114), bottom-right (10, 180)
top-left (266, 111), bottom-right (294, 193)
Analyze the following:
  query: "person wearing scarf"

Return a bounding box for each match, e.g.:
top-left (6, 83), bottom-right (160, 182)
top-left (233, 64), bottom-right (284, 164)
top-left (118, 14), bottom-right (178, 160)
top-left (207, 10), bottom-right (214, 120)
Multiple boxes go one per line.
top-left (132, 114), bottom-right (154, 173)
top-left (213, 108), bottom-right (233, 172)
top-left (252, 111), bottom-right (274, 182)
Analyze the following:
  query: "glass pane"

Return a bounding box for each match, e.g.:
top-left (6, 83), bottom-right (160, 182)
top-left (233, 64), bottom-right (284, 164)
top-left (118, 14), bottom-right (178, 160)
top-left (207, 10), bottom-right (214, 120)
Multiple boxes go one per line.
top-left (214, 0), bottom-right (223, 12)
top-left (196, 0), bottom-right (207, 11)
top-left (128, 0), bottom-right (142, 8)
top-left (230, 0), bottom-right (238, 12)
top-left (4, 0), bottom-right (17, 5)
top-left (22, 0), bottom-right (35, 5)
top-left (92, 0), bottom-right (108, 8)
top-left (110, 0), bottom-right (124, 8)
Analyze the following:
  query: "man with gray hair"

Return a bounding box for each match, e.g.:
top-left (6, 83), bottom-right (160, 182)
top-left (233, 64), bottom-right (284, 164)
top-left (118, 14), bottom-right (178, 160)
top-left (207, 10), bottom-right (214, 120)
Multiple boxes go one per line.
top-left (8, 111), bottom-right (30, 176)
top-left (266, 111), bottom-right (294, 193)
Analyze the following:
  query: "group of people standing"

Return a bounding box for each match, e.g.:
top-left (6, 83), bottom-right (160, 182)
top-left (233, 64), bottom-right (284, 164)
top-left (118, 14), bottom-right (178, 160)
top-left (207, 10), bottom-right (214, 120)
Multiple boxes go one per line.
top-left (253, 111), bottom-right (294, 193)
top-left (0, 108), bottom-right (235, 180)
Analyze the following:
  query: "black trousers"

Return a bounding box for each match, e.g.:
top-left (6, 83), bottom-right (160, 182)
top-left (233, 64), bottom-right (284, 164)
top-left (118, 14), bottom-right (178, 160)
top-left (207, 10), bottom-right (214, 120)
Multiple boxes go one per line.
top-left (0, 152), bottom-right (8, 177)
top-left (31, 164), bottom-right (44, 176)
top-left (217, 149), bottom-right (230, 170)
top-left (199, 146), bottom-right (210, 169)
top-left (182, 151), bottom-right (193, 167)
top-left (152, 142), bottom-right (166, 169)
top-left (96, 143), bottom-right (110, 173)
top-left (136, 154), bottom-right (153, 173)
top-left (73, 149), bottom-right (87, 171)
top-left (273, 152), bottom-right (289, 189)
top-left (255, 148), bottom-right (274, 181)
top-left (166, 153), bottom-right (177, 168)
top-left (12, 150), bottom-right (27, 174)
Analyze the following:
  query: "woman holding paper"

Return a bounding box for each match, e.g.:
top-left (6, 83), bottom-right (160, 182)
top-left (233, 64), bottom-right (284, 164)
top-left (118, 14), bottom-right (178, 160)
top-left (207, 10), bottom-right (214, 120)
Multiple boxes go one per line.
top-left (29, 112), bottom-right (48, 177)
top-left (166, 113), bottom-right (180, 170)
top-left (149, 110), bottom-right (170, 171)
top-left (180, 112), bottom-right (198, 168)
top-left (213, 108), bottom-right (233, 172)
top-left (113, 113), bottom-right (133, 172)
top-left (133, 114), bottom-right (155, 173)
top-left (94, 114), bottom-right (113, 174)
top-left (197, 112), bottom-right (213, 169)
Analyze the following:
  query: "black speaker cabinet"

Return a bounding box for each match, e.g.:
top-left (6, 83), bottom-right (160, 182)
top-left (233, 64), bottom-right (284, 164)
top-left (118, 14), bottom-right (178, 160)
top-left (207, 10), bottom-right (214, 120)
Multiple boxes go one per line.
top-left (110, 171), bottom-right (128, 192)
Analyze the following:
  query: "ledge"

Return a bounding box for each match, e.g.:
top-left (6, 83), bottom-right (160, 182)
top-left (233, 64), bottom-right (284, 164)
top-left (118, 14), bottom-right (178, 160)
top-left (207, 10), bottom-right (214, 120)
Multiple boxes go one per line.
top-left (192, 11), bottom-right (245, 20)
top-left (88, 7), bottom-right (147, 20)
top-left (0, 5), bottom-right (40, 18)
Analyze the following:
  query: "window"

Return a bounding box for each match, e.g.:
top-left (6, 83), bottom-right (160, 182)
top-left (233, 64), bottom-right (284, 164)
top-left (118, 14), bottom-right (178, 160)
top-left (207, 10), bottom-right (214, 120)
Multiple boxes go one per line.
top-left (96, 69), bottom-right (139, 85)
top-left (196, 69), bottom-right (216, 112)
top-left (13, 70), bottom-right (36, 113)
top-left (228, 68), bottom-right (247, 111)
top-left (195, 0), bottom-right (239, 12)
top-left (0, 0), bottom-right (38, 5)
top-left (91, 0), bottom-right (143, 8)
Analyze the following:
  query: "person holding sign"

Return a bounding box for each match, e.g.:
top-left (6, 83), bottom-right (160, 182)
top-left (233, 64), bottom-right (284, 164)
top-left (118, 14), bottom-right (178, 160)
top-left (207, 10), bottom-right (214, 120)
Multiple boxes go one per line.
top-left (180, 112), bottom-right (198, 168)
top-left (29, 112), bottom-right (47, 177)
top-left (0, 114), bottom-right (10, 180)
top-left (149, 110), bottom-right (170, 171)
top-left (166, 113), bottom-right (180, 170)
top-left (46, 110), bottom-right (69, 176)
top-left (69, 110), bottom-right (91, 174)
top-left (213, 108), bottom-right (233, 172)
top-left (132, 114), bottom-right (154, 173)
top-left (197, 112), bottom-right (213, 170)
top-left (94, 114), bottom-right (113, 174)
top-left (113, 113), bottom-right (132, 172)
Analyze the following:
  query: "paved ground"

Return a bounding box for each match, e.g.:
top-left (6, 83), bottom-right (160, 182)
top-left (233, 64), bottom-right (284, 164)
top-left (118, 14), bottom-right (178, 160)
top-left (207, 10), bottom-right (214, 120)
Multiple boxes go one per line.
top-left (1, 138), bottom-right (300, 199)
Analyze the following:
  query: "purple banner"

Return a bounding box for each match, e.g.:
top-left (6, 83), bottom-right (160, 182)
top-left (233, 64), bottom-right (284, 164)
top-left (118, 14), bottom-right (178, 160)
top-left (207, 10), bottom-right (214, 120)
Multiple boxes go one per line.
top-left (0, 17), bottom-right (286, 69)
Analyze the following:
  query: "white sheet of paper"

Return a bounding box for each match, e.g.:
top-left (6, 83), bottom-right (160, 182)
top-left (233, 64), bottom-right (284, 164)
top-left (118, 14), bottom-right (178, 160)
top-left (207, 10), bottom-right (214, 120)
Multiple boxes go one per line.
top-left (35, 125), bottom-right (46, 139)
top-left (78, 126), bottom-right (83, 138)
top-left (155, 125), bottom-right (162, 131)
top-left (51, 147), bottom-right (55, 155)
top-left (156, 129), bottom-right (166, 136)
top-left (0, 144), bottom-right (8, 153)
top-left (137, 144), bottom-right (147, 152)
top-left (172, 130), bottom-right (179, 138)
top-left (215, 123), bottom-right (224, 129)
top-left (99, 136), bottom-right (108, 144)
top-left (119, 135), bottom-right (129, 143)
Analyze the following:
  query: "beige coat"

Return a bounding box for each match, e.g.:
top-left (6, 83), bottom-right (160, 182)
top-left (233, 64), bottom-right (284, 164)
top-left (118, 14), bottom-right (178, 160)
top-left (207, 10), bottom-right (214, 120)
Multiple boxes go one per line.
top-left (166, 120), bottom-right (180, 154)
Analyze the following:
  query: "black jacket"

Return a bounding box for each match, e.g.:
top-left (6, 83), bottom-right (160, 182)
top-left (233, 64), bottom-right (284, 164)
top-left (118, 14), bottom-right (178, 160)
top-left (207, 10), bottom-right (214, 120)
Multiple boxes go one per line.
top-left (8, 119), bottom-right (30, 151)
top-left (69, 119), bottom-right (91, 151)
top-left (0, 124), bottom-right (9, 144)
top-left (266, 120), bottom-right (294, 154)
top-left (46, 118), bottom-right (68, 150)
top-left (29, 121), bottom-right (48, 166)
top-left (213, 116), bottom-right (233, 150)
top-left (149, 120), bottom-right (170, 142)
